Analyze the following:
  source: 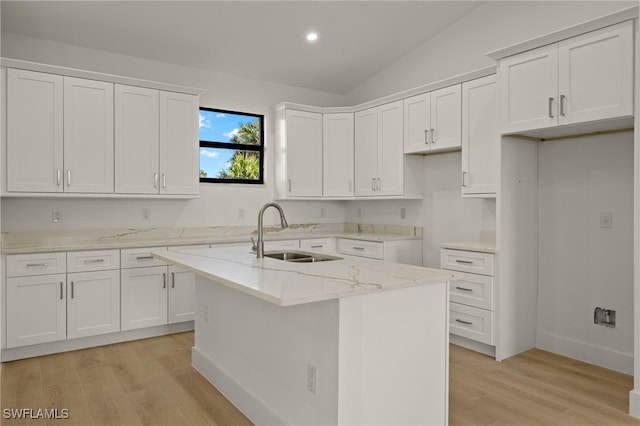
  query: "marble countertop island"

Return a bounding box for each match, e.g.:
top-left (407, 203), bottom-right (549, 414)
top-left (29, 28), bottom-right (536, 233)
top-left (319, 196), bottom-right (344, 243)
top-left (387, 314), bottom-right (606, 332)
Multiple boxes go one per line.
top-left (153, 245), bottom-right (460, 306)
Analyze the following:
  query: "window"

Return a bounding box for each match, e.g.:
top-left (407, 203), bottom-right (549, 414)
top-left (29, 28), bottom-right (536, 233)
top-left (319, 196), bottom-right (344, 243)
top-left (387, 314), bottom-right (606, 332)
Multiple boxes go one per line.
top-left (199, 107), bottom-right (264, 184)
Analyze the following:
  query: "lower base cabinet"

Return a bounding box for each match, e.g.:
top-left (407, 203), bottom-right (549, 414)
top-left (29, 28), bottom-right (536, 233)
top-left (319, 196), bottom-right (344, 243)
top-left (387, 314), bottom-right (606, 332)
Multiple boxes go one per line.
top-left (168, 265), bottom-right (196, 323)
top-left (67, 270), bottom-right (120, 339)
top-left (121, 265), bottom-right (168, 331)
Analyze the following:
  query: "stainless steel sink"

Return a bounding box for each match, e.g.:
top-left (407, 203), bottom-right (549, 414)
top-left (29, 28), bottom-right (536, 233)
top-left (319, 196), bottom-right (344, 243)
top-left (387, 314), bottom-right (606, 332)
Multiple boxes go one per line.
top-left (263, 250), bottom-right (342, 263)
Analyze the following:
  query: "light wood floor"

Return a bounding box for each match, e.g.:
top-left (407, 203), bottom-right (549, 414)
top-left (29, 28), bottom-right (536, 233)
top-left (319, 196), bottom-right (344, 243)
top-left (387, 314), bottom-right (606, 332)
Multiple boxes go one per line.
top-left (1, 332), bottom-right (639, 426)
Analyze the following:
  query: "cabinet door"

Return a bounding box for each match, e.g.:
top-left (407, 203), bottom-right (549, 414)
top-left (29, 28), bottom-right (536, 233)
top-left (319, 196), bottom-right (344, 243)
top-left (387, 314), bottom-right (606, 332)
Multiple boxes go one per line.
top-left (115, 85), bottom-right (160, 194)
top-left (159, 91), bottom-right (199, 195)
top-left (7, 69), bottom-right (64, 193)
top-left (284, 110), bottom-right (322, 197)
top-left (121, 266), bottom-right (168, 330)
top-left (323, 113), bottom-right (354, 197)
top-left (67, 270), bottom-right (120, 339)
top-left (558, 21), bottom-right (633, 126)
top-left (498, 44), bottom-right (558, 133)
top-left (430, 84), bottom-right (462, 152)
top-left (403, 93), bottom-right (431, 154)
top-left (64, 77), bottom-right (114, 193)
top-left (354, 107), bottom-right (378, 196)
top-left (7, 274), bottom-right (66, 348)
top-left (168, 265), bottom-right (196, 324)
top-left (377, 100), bottom-right (404, 196)
top-left (462, 75), bottom-right (498, 197)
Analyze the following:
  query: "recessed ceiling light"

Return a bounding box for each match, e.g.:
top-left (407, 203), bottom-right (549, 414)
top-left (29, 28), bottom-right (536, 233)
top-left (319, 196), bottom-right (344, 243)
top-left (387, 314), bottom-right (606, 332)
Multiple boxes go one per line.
top-left (306, 32), bottom-right (318, 42)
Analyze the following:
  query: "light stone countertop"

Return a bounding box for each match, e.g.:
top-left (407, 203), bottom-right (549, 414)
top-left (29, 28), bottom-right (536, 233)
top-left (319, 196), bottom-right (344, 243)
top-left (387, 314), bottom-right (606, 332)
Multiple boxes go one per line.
top-left (153, 245), bottom-right (459, 307)
top-left (1, 223), bottom-right (422, 254)
top-left (440, 241), bottom-right (497, 254)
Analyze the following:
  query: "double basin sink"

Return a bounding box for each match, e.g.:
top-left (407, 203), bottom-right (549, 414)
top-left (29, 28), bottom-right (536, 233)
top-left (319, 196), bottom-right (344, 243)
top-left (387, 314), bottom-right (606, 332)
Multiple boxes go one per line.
top-left (264, 250), bottom-right (342, 263)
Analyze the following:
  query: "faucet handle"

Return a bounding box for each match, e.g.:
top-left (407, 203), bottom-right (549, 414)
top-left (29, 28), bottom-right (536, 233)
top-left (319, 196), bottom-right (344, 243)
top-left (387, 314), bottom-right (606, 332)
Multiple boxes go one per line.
top-left (251, 237), bottom-right (257, 252)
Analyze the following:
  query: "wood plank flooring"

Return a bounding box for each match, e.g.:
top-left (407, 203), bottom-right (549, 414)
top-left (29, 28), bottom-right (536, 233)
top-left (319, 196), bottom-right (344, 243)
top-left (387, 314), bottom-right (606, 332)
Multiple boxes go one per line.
top-left (2, 333), bottom-right (639, 425)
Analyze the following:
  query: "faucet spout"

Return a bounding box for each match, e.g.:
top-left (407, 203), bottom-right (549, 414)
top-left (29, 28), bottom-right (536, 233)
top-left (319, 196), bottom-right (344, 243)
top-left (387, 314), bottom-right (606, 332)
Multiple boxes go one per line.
top-left (256, 202), bottom-right (289, 258)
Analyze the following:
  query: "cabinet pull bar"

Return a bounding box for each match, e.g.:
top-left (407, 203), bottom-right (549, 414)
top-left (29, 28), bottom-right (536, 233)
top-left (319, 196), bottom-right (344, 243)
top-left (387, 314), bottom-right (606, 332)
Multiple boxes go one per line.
top-left (548, 97), bottom-right (554, 118)
top-left (71, 281), bottom-right (74, 299)
top-left (560, 94), bottom-right (566, 116)
top-left (455, 260), bottom-right (474, 264)
top-left (171, 272), bottom-right (175, 288)
top-left (154, 173), bottom-right (158, 188)
top-left (84, 259), bottom-right (105, 264)
top-left (310, 245), bottom-right (323, 248)
top-left (163, 273), bottom-right (166, 289)
top-left (455, 319), bottom-right (473, 325)
top-left (56, 169), bottom-right (61, 186)
top-left (162, 173), bottom-right (166, 189)
top-left (431, 128), bottom-right (436, 144)
top-left (136, 256), bottom-right (154, 260)
top-left (455, 286), bottom-right (473, 292)
top-left (60, 282), bottom-right (64, 300)
top-left (424, 129), bottom-right (429, 144)
top-left (462, 171), bottom-right (467, 188)
top-left (66, 169), bottom-right (71, 186)
top-left (353, 247), bottom-right (365, 251)
top-left (288, 179), bottom-right (292, 192)
top-left (26, 263), bottom-right (48, 268)
top-left (371, 178), bottom-right (376, 191)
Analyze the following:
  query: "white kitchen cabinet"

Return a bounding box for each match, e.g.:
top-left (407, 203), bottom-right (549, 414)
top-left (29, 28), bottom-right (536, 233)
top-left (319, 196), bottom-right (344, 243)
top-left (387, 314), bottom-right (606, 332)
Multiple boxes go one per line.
top-left (6, 274), bottom-right (67, 348)
top-left (323, 113), bottom-right (354, 197)
top-left (67, 269), bottom-right (120, 339)
top-left (299, 237), bottom-right (336, 254)
top-left (168, 265), bottom-right (196, 324)
top-left (499, 21), bottom-right (633, 134)
top-left (63, 77), bottom-right (114, 193)
top-left (337, 238), bottom-right (423, 266)
top-left (7, 69), bottom-right (63, 193)
top-left (121, 265), bottom-right (168, 331)
top-left (276, 109), bottom-right (323, 197)
top-left (355, 100), bottom-right (404, 196)
top-left (461, 75), bottom-right (499, 198)
top-left (403, 84), bottom-right (461, 154)
top-left (159, 91), bottom-right (199, 195)
top-left (115, 84), bottom-right (160, 194)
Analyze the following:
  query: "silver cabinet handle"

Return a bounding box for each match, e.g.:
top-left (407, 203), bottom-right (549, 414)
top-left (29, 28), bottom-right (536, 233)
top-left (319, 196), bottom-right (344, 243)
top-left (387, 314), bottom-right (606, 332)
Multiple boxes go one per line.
top-left (353, 246), bottom-right (365, 251)
top-left (548, 97), bottom-right (554, 118)
top-left (456, 319), bottom-right (473, 325)
top-left (560, 94), bottom-right (566, 116)
top-left (462, 171), bottom-right (467, 188)
top-left (71, 281), bottom-right (75, 299)
top-left (162, 272), bottom-right (166, 289)
top-left (455, 286), bottom-right (473, 292)
top-left (154, 173), bottom-right (158, 188)
top-left (56, 169), bottom-right (61, 186)
top-left (310, 245), bottom-right (323, 249)
top-left (424, 129), bottom-right (429, 145)
top-left (371, 178), bottom-right (376, 191)
top-left (136, 256), bottom-right (154, 260)
top-left (66, 169), bottom-right (71, 186)
top-left (60, 282), bottom-right (64, 300)
top-left (26, 263), bottom-right (48, 268)
top-left (288, 179), bottom-right (292, 192)
top-left (455, 259), bottom-right (473, 264)
top-left (162, 173), bottom-right (166, 189)
top-left (84, 259), bottom-right (105, 264)
top-left (431, 128), bottom-right (436, 144)
top-left (171, 272), bottom-right (175, 288)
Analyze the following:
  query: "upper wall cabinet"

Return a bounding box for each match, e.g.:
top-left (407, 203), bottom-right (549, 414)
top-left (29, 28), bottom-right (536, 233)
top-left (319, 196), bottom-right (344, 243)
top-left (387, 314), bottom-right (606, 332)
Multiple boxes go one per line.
top-left (498, 21), bottom-right (633, 134)
top-left (461, 75), bottom-right (498, 198)
top-left (7, 69), bottom-right (114, 193)
top-left (5, 64), bottom-right (202, 197)
top-left (403, 84), bottom-right (461, 154)
top-left (275, 109), bottom-right (323, 198)
top-left (323, 113), bottom-right (354, 197)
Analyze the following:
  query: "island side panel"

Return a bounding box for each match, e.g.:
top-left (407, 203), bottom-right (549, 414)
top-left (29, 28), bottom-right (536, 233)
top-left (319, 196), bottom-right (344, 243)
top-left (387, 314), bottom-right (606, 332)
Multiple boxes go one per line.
top-left (191, 275), bottom-right (340, 426)
top-left (338, 282), bottom-right (449, 426)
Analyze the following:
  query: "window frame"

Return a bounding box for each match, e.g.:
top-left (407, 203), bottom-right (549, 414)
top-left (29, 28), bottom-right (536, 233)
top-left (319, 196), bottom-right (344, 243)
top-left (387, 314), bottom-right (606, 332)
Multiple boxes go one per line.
top-left (199, 107), bottom-right (265, 185)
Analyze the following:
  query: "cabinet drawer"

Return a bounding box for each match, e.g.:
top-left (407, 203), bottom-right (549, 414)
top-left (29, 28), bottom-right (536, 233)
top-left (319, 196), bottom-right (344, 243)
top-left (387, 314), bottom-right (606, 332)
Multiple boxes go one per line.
top-left (67, 249), bottom-right (120, 273)
top-left (300, 238), bottom-right (336, 254)
top-left (449, 302), bottom-right (494, 345)
top-left (7, 252), bottom-right (67, 277)
top-left (450, 272), bottom-right (494, 310)
top-left (338, 239), bottom-right (383, 260)
top-left (441, 249), bottom-right (494, 276)
top-left (121, 246), bottom-right (168, 268)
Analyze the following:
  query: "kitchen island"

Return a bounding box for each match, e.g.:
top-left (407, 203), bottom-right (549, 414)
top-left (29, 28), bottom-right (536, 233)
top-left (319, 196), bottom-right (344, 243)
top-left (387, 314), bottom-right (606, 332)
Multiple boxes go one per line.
top-left (153, 246), bottom-right (459, 426)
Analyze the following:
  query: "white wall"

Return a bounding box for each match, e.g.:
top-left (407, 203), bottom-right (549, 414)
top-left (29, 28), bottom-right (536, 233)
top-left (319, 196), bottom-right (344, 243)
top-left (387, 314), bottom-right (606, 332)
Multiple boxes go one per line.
top-left (346, 1), bottom-right (637, 104)
top-left (0, 32), bottom-right (348, 231)
top-left (537, 132), bottom-right (634, 373)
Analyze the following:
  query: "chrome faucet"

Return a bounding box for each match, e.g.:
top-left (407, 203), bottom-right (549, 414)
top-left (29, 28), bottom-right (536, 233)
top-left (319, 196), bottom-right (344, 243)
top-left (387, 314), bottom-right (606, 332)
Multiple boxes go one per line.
top-left (253, 202), bottom-right (289, 258)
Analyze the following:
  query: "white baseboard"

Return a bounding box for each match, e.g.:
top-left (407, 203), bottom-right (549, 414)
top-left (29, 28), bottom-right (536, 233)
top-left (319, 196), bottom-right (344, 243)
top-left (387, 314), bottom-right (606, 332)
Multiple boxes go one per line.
top-left (450, 334), bottom-right (497, 359)
top-left (629, 389), bottom-right (640, 418)
top-left (1, 322), bottom-right (193, 362)
top-left (536, 330), bottom-right (633, 375)
top-left (192, 346), bottom-right (288, 426)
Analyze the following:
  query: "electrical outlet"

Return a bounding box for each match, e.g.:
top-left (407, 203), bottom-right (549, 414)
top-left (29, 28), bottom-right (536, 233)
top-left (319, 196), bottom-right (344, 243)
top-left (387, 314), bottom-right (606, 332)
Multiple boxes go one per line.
top-left (357, 207), bottom-right (362, 219)
top-left (320, 208), bottom-right (325, 218)
top-left (400, 207), bottom-right (406, 220)
top-left (142, 208), bottom-right (151, 221)
top-left (238, 208), bottom-right (245, 220)
top-left (51, 209), bottom-right (61, 223)
top-left (306, 364), bottom-right (318, 394)
top-left (600, 211), bottom-right (612, 229)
